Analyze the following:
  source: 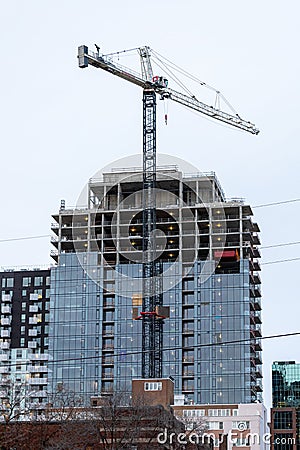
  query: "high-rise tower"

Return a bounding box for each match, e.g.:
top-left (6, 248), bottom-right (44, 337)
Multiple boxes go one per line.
top-left (0, 268), bottom-right (50, 414)
top-left (270, 361), bottom-right (300, 450)
top-left (49, 165), bottom-right (262, 405)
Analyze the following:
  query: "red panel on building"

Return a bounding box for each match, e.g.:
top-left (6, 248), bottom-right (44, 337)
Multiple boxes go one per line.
top-left (214, 250), bottom-right (236, 259)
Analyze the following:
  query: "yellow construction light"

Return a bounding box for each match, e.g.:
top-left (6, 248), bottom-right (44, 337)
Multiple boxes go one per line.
top-left (130, 227), bottom-right (136, 232)
top-left (217, 223), bottom-right (221, 228)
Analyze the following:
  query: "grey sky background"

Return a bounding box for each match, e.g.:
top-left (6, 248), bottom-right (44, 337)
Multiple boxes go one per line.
top-left (1, 1), bottom-right (299, 410)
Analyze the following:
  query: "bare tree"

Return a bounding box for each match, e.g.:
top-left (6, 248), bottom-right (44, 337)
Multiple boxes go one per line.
top-left (0, 377), bottom-right (39, 449)
top-left (31, 383), bottom-right (84, 449)
top-left (0, 385), bottom-right (190, 449)
top-left (82, 390), bottom-right (182, 450)
top-left (0, 383), bottom-right (84, 450)
top-left (174, 412), bottom-right (211, 450)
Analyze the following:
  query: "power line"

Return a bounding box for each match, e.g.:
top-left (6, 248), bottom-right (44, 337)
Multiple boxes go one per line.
top-left (0, 197), bottom-right (298, 245)
top-left (253, 199), bottom-right (300, 208)
top-left (262, 257), bottom-right (300, 266)
top-left (261, 241), bottom-right (300, 250)
top-left (0, 235), bottom-right (50, 243)
top-left (4, 331), bottom-right (300, 369)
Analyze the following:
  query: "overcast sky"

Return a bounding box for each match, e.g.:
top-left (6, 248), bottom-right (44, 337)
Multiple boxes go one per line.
top-left (1, 1), bottom-right (299, 410)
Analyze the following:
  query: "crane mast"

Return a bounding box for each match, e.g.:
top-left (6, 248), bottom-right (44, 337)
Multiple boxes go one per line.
top-left (78, 44), bottom-right (259, 380)
top-left (141, 88), bottom-right (164, 378)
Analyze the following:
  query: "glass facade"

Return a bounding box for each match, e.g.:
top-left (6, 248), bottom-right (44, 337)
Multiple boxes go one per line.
top-left (273, 361), bottom-right (300, 408)
top-left (49, 168), bottom-right (262, 405)
top-left (49, 253), bottom-right (101, 402)
top-left (49, 254), bottom-right (259, 404)
top-left (271, 361), bottom-right (300, 450)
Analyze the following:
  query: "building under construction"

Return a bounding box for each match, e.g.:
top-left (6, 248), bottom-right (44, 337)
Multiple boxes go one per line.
top-left (49, 165), bottom-right (262, 405)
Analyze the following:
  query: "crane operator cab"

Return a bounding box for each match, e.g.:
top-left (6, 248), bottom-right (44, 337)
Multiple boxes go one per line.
top-left (152, 76), bottom-right (168, 88)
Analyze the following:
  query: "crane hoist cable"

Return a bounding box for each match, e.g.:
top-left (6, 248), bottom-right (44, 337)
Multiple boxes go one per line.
top-left (151, 49), bottom-right (240, 116)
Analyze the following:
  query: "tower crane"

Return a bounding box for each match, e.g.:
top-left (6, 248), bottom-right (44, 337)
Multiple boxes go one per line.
top-left (77, 45), bottom-right (259, 380)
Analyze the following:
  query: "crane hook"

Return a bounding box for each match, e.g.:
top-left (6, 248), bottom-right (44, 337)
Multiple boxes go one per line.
top-left (164, 98), bottom-right (169, 125)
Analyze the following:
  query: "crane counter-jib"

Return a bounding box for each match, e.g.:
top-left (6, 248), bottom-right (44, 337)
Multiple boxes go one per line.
top-left (78, 45), bottom-right (147, 89)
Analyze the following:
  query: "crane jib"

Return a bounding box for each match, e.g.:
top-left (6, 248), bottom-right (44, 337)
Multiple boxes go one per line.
top-left (78, 45), bottom-right (259, 135)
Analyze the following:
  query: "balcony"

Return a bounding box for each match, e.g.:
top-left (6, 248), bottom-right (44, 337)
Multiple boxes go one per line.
top-left (28, 378), bottom-right (48, 385)
top-left (255, 324), bottom-right (262, 337)
top-left (0, 330), bottom-right (10, 338)
top-left (1, 294), bottom-right (11, 302)
top-left (182, 381), bottom-right (194, 392)
top-left (0, 318), bottom-right (11, 326)
top-left (103, 344), bottom-right (114, 350)
top-left (255, 352), bottom-right (263, 365)
top-left (28, 390), bottom-right (48, 398)
top-left (182, 355), bottom-right (194, 363)
top-left (29, 317), bottom-right (38, 325)
top-left (103, 300), bottom-right (115, 308)
top-left (182, 326), bottom-right (194, 334)
top-left (183, 369), bottom-right (195, 377)
top-left (256, 378), bottom-right (263, 391)
top-left (27, 401), bottom-right (48, 409)
top-left (1, 305), bottom-right (11, 314)
top-left (29, 305), bottom-right (39, 313)
top-left (28, 366), bottom-right (48, 373)
top-left (102, 328), bottom-right (114, 336)
top-left (28, 342), bottom-right (37, 349)
top-left (103, 247), bottom-right (116, 253)
top-left (256, 366), bottom-right (263, 378)
top-left (28, 353), bottom-right (49, 361)
top-left (250, 312), bottom-right (262, 324)
top-left (255, 341), bottom-right (262, 351)
top-left (102, 372), bottom-right (114, 379)
top-left (0, 342), bottom-right (10, 350)
top-left (251, 297), bottom-right (261, 311)
top-left (28, 329), bottom-right (38, 337)
top-left (102, 357), bottom-right (114, 365)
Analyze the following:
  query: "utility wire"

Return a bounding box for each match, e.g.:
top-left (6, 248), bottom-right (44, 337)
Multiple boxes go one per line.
top-left (262, 257), bottom-right (300, 266)
top-left (0, 235), bottom-right (50, 243)
top-left (1, 235), bottom-right (300, 252)
top-left (253, 199), bottom-right (300, 208)
top-left (4, 331), bottom-right (300, 369)
top-left (0, 199), bottom-right (298, 245)
top-left (0, 238), bottom-right (300, 267)
top-left (261, 241), bottom-right (300, 250)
